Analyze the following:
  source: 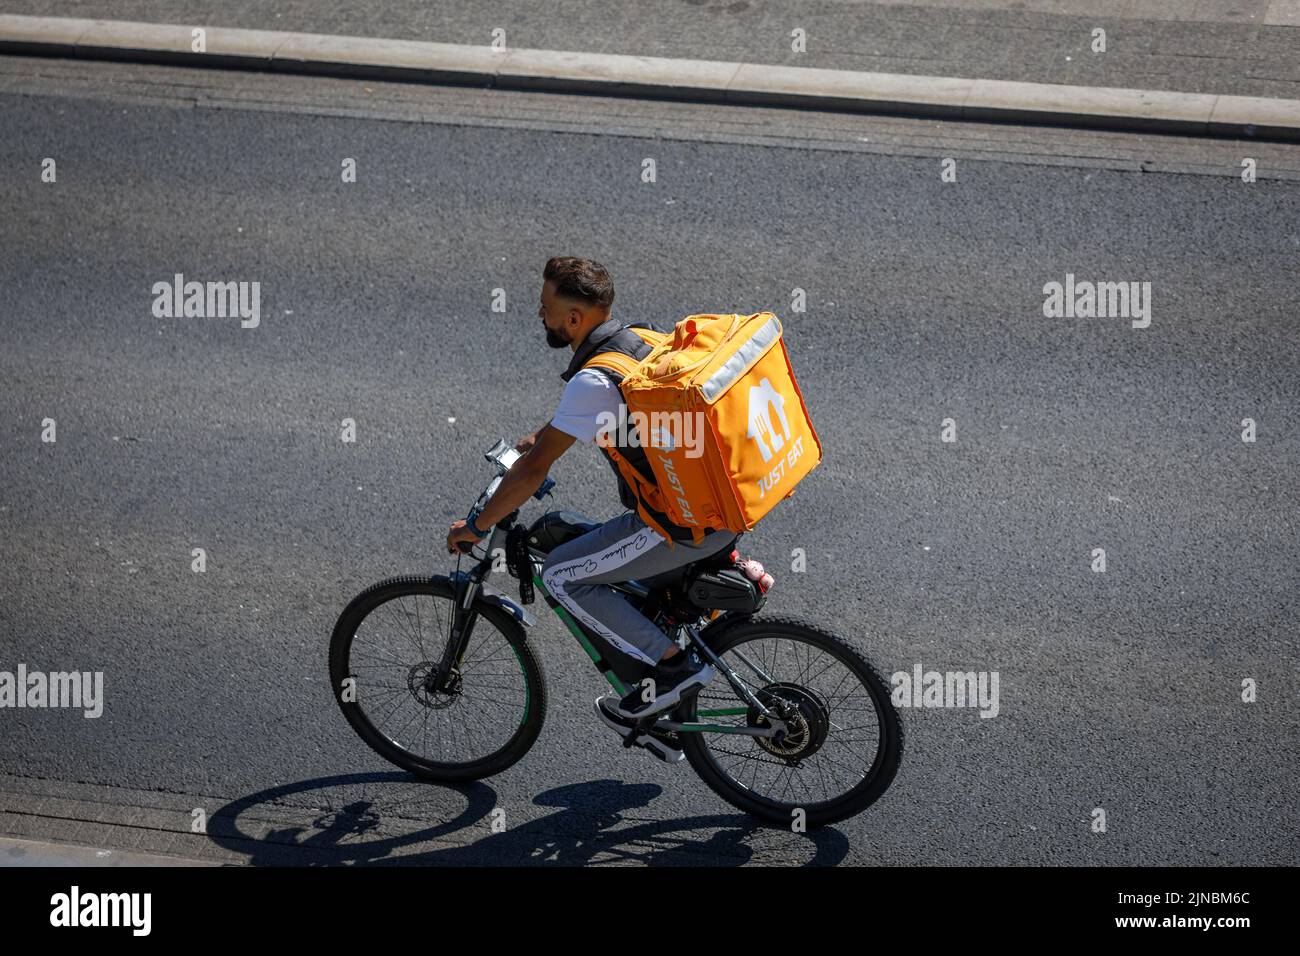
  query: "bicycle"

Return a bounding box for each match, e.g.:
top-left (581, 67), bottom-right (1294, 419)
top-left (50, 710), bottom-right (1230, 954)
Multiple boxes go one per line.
top-left (329, 439), bottom-right (903, 828)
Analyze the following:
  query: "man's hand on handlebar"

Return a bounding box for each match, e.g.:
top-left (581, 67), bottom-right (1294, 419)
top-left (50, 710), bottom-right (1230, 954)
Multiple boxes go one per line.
top-left (515, 430), bottom-right (539, 453)
top-left (446, 520), bottom-right (482, 555)
top-left (445, 427), bottom-right (576, 559)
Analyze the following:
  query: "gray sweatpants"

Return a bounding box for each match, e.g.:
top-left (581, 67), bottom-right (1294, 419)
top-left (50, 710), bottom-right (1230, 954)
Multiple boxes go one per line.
top-left (540, 512), bottom-right (737, 666)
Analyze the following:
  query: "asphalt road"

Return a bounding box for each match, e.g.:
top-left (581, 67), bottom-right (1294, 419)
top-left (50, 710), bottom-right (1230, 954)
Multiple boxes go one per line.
top-left (0, 58), bottom-right (1297, 866)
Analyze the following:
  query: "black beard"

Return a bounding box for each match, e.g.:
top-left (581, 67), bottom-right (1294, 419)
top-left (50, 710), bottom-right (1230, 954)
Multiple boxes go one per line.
top-left (545, 326), bottom-right (569, 349)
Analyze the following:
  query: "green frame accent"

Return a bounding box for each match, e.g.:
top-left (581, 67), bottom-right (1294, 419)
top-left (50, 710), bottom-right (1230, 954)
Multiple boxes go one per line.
top-left (530, 571), bottom-right (747, 736)
top-left (533, 574), bottom-right (633, 697)
top-left (674, 723), bottom-right (754, 734)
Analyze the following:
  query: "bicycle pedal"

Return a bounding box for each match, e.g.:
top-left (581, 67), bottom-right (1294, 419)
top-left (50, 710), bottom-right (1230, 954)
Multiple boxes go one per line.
top-left (623, 716), bottom-right (659, 747)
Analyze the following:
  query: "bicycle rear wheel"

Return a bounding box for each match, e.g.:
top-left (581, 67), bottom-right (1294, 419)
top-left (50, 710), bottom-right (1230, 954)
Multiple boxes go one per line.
top-left (329, 575), bottom-right (547, 782)
top-left (679, 615), bottom-right (903, 828)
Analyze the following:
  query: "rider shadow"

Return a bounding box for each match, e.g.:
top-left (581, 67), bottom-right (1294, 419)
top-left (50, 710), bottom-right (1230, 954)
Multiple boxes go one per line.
top-left (205, 773), bottom-right (851, 867)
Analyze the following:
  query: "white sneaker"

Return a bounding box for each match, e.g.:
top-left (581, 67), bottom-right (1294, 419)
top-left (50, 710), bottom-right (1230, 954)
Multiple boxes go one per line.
top-left (594, 696), bottom-right (685, 763)
top-left (611, 647), bottom-right (716, 720)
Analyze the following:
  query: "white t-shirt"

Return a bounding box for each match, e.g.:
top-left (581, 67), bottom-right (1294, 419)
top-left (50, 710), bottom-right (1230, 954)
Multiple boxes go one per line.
top-left (550, 369), bottom-right (623, 444)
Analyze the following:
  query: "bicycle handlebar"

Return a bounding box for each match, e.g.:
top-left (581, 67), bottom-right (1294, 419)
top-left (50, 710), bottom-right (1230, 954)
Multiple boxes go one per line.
top-left (454, 441), bottom-right (555, 557)
top-left (479, 438), bottom-right (556, 505)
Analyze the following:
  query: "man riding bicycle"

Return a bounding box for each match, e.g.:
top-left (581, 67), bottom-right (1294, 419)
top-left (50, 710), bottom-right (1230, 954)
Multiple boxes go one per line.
top-left (445, 257), bottom-right (738, 735)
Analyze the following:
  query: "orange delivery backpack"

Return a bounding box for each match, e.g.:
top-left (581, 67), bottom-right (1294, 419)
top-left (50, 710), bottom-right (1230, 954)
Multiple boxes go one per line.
top-left (582, 312), bottom-right (822, 547)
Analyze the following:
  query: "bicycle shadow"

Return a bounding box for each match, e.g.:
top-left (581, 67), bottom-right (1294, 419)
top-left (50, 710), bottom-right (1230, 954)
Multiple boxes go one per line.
top-left (205, 773), bottom-right (852, 866)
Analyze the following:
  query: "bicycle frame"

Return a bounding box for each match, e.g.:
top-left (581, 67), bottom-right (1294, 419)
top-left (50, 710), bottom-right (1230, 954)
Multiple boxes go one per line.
top-left (440, 514), bottom-right (784, 738)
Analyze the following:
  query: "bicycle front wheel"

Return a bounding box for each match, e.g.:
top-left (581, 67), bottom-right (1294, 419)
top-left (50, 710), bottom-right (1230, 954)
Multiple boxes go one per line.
top-left (328, 575), bottom-right (547, 782)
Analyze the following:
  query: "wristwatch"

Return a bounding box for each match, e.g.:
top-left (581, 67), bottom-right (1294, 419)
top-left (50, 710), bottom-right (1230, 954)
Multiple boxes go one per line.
top-left (465, 508), bottom-right (489, 538)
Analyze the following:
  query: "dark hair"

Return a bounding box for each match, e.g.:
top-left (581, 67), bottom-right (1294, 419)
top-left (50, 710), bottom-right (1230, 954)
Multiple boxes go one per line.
top-left (543, 256), bottom-right (614, 309)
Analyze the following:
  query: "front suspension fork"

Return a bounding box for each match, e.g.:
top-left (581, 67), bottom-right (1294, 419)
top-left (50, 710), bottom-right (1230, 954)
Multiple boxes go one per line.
top-left (436, 529), bottom-right (504, 692)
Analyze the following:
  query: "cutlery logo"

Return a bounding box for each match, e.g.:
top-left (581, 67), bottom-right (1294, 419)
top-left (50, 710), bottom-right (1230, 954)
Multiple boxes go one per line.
top-left (747, 377), bottom-right (791, 463)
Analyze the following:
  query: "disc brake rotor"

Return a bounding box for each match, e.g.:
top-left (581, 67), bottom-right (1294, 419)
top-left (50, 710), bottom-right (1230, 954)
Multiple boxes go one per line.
top-left (407, 662), bottom-right (460, 709)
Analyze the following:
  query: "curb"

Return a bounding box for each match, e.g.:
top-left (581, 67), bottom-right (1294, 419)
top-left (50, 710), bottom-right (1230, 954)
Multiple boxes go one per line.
top-left (2, 14), bottom-right (1299, 142)
top-left (0, 835), bottom-right (220, 867)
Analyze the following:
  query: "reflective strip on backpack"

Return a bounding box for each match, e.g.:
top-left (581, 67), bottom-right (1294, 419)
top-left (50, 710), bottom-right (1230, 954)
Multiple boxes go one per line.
top-left (699, 313), bottom-right (781, 403)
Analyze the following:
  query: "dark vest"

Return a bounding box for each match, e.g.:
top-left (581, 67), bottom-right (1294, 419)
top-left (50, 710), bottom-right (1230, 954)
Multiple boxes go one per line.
top-left (560, 318), bottom-right (712, 541)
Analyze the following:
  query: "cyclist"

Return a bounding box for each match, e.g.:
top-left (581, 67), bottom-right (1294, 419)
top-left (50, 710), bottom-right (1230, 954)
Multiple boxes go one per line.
top-left (445, 256), bottom-right (737, 739)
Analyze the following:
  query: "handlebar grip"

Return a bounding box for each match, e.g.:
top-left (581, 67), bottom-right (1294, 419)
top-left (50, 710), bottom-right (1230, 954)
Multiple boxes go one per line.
top-left (455, 540), bottom-right (476, 555)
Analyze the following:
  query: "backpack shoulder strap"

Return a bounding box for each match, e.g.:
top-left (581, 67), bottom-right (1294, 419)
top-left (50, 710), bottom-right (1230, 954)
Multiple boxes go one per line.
top-left (582, 351), bottom-right (641, 379)
top-left (582, 325), bottom-right (667, 380)
top-left (625, 325), bottom-right (669, 349)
